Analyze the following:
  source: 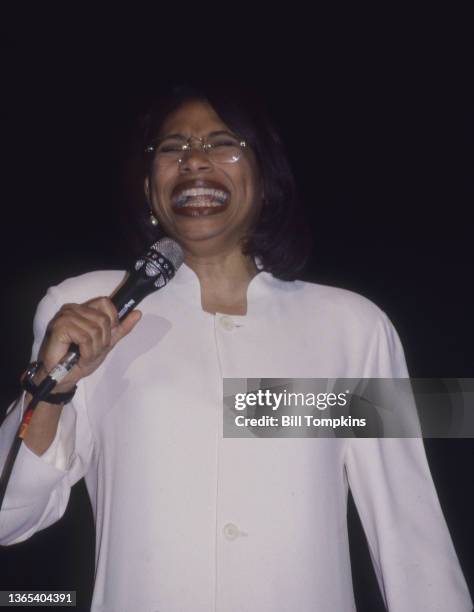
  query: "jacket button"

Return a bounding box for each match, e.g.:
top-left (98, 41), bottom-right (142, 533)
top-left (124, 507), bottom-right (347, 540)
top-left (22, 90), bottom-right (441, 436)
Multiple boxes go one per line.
top-left (223, 523), bottom-right (240, 541)
top-left (219, 315), bottom-right (235, 331)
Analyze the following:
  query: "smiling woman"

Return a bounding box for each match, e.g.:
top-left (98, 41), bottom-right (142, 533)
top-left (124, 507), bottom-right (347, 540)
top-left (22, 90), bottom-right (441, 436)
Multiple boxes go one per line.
top-left (0, 83), bottom-right (471, 612)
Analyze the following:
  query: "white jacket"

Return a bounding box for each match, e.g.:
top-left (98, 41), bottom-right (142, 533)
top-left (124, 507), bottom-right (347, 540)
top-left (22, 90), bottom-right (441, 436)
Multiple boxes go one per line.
top-left (0, 264), bottom-right (471, 611)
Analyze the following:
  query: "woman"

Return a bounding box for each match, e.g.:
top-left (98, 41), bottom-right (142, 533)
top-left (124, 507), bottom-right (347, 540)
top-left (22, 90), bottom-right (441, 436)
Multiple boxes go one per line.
top-left (0, 84), bottom-right (471, 611)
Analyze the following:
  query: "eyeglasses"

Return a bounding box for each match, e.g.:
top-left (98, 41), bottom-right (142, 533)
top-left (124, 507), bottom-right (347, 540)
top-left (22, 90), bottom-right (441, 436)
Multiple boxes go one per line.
top-left (145, 132), bottom-right (248, 164)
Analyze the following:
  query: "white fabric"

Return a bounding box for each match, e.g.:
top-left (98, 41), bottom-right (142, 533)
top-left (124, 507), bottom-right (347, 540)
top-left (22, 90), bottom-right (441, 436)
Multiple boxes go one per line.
top-left (0, 264), bottom-right (471, 611)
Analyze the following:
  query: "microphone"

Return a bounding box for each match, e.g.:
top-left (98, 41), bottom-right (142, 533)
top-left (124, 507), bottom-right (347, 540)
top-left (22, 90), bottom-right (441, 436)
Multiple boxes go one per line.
top-left (33, 237), bottom-right (184, 400)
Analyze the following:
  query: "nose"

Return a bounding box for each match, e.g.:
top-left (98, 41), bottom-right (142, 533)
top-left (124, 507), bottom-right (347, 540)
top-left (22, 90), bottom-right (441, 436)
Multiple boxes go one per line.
top-left (178, 146), bottom-right (213, 173)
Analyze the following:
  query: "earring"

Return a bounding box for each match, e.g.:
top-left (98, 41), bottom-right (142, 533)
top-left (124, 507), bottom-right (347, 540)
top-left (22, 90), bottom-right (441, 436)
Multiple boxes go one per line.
top-left (149, 210), bottom-right (159, 227)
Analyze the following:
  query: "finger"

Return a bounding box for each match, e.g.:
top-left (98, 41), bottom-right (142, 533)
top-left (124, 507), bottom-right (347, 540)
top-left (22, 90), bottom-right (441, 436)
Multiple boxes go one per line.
top-left (55, 308), bottom-right (110, 355)
top-left (77, 299), bottom-right (118, 336)
top-left (60, 303), bottom-right (114, 348)
top-left (110, 310), bottom-right (142, 348)
top-left (41, 320), bottom-right (98, 367)
top-left (85, 297), bottom-right (119, 329)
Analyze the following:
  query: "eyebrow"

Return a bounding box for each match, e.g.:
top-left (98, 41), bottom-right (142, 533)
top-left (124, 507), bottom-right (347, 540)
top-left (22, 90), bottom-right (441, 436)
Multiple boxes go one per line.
top-left (159, 130), bottom-right (236, 141)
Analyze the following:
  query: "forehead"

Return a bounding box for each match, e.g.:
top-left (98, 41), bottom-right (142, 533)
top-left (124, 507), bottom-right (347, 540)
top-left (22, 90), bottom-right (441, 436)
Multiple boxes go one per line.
top-left (159, 99), bottom-right (228, 137)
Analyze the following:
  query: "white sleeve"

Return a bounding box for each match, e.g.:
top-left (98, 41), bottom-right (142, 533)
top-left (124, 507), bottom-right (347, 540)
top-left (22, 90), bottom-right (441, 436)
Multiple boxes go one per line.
top-left (0, 287), bottom-right (94, 545)
top-left (344, 313), bottom-right (472, 611)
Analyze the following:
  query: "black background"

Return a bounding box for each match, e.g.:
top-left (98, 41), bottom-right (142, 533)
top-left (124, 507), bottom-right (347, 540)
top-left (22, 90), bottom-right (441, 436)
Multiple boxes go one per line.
top-left (0, 5), bottom-right (472, 611)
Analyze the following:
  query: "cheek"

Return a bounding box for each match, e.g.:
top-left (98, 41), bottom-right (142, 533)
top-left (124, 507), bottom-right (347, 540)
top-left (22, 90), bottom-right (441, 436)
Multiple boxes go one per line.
top-left (234, 160), bottom-right (261, 201)
top-left (150, 169), bottom-right (173, 202)
top-left (243, 169), bottom-right (262, 206)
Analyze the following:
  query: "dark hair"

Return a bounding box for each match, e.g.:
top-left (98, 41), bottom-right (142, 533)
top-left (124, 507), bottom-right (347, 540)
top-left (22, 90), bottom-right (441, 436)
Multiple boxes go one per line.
top-left (121, 82), bottom-right (312, 281)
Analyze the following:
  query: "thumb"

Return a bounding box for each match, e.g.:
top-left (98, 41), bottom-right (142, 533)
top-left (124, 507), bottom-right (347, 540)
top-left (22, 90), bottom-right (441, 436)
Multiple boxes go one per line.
top-left (110, 310), bottom-right (142, 347)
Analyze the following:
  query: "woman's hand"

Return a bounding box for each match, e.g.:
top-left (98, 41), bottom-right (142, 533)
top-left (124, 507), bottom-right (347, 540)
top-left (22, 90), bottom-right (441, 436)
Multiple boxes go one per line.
top-left (34, 297), bottom-right (142, 392)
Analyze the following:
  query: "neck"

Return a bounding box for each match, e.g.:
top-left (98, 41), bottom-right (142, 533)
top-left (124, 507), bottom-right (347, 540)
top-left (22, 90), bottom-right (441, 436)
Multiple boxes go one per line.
top-left (183, 247), bottom-right (258, 315)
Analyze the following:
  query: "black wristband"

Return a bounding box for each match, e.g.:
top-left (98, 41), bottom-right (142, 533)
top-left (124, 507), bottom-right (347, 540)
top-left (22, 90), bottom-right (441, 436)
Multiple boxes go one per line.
top-left (21, 361), bottom-right (77, 405)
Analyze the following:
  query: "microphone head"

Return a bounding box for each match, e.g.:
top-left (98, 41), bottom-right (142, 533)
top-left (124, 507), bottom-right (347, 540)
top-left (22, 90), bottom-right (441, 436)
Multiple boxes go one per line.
top-left (150, 237), bottom-right (185, 272)
top-left (133, 238), bottom-right (185, 288)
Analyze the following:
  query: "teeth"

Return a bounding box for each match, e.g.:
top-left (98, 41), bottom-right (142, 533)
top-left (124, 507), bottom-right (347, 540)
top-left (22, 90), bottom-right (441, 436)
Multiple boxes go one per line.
top-left (175, 187), bottom-right (229, 206)
top-left (180, 199), bottom-right (225, 208)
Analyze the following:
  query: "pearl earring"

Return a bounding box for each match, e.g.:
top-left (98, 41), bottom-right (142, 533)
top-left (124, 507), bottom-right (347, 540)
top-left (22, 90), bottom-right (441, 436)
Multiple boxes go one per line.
top-left (149, 211), bottom-right (159, 227)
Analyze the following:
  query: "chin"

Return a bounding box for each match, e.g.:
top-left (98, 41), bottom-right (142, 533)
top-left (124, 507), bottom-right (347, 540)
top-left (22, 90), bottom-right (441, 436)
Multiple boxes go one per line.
top-left (169, 216), bottom-right (226, 238)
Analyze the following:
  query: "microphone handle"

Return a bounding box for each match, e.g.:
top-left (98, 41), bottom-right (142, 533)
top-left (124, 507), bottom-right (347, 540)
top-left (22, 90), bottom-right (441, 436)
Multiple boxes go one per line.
top-left (33, 343), bottom-right (80, 400)
top-left (110, 271), bottom-right (152, 320)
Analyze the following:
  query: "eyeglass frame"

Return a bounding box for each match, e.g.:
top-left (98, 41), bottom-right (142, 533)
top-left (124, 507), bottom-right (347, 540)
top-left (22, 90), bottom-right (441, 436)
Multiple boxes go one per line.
top-left (144, 132), bottom-right (248, 164)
